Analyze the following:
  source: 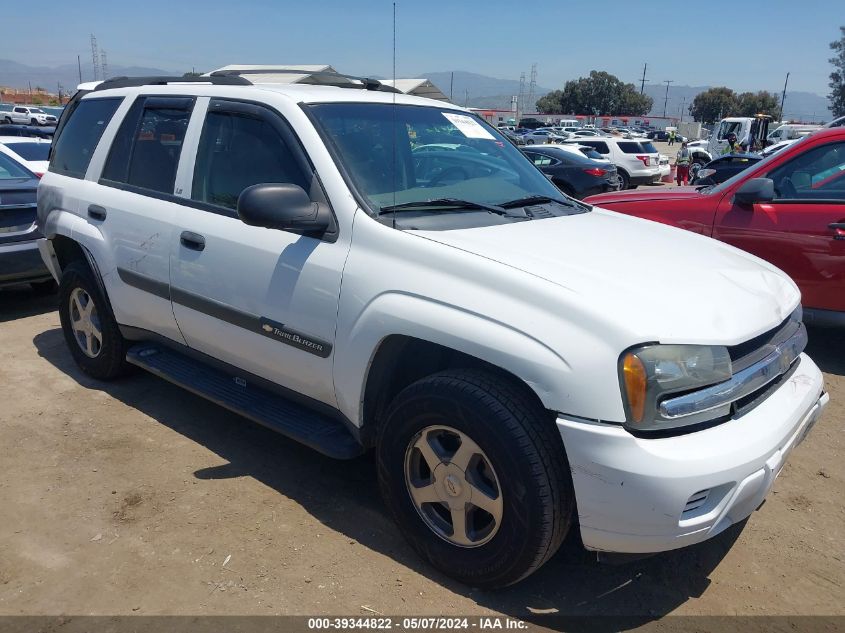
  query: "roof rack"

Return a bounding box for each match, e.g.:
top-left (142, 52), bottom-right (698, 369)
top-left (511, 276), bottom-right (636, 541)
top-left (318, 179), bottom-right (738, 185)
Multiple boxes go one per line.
top-left (208, 68), bottom-right (401, 93)
top-left (93, 75), bottom-right (252, 91)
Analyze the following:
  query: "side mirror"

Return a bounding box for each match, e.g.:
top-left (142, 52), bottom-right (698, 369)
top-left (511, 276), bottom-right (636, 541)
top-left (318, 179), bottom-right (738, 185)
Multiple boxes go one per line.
top-left (237, 183), bottom-right (330, 236)
top-left (734, 178), bottom-right (774, 206)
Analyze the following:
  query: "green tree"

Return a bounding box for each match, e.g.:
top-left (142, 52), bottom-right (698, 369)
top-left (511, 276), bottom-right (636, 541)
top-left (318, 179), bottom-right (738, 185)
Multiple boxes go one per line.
top-left (689, 87), bottom-right (737, 124)
top-left (536, 90), bottom-right (564, 114)
top-left (736, 90), bottom-right (779, 117)
top-left (829, 26), bottom-right (845, 117)
top-left (535, 71), bottom-right (653, 116)
top-left (182, 71), bottom-right (202, 79)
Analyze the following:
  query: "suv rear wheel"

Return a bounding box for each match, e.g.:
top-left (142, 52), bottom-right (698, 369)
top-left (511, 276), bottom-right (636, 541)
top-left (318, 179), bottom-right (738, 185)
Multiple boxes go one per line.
top-left (377, 369), bottom-right (573, 588)
top-left (58, 261), bottom-right (130, 380)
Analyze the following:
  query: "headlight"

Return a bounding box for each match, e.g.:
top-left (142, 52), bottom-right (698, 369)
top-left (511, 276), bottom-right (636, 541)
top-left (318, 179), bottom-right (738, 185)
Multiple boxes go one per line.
top-left (620, 344), bottom-right (732, 431)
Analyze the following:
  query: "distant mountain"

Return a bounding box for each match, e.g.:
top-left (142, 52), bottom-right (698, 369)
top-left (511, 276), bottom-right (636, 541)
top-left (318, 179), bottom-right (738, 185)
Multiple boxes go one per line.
top-left (641, 83), bottom-right (831, 122)
top-left (0, 59), bottom-right (177, 92)
top-left (421, 72), bottom-right (831, 122)
top-left (422, 71), bottom-right (552, 109)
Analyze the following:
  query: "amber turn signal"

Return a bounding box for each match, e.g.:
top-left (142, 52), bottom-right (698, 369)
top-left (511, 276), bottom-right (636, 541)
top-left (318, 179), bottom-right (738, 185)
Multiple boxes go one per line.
top-left (622, 353), bottom-right (647, 423)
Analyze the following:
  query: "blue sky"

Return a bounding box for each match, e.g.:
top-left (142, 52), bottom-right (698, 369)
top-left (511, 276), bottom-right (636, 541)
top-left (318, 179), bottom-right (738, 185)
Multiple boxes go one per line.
top-left (7, 0), bottom-right (839, 95)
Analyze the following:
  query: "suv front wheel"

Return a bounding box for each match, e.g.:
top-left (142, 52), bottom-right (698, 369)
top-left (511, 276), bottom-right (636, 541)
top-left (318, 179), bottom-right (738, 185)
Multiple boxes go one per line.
top-left (377, 369), bottom-right (574, 588)
top-left (58, 261), bottom-right (130, 380)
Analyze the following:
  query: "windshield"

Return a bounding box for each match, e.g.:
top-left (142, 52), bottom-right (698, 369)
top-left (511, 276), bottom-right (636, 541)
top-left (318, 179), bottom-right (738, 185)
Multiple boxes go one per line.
top-left (309, 103), bottom-right (564, 214)
top-left (6, 142), bottom-right (50, 161)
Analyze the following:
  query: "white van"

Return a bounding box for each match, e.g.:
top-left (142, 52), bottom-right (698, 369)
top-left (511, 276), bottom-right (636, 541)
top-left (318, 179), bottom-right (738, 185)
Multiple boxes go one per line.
top-left (767, 124), bottom-right (820, 143)
top-left (557, 118), bottom-right (580, 128)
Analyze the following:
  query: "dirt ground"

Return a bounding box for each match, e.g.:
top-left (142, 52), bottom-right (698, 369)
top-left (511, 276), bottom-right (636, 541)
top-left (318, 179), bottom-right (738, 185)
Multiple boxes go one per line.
top-left (0, 284), bottom-right (842, 624)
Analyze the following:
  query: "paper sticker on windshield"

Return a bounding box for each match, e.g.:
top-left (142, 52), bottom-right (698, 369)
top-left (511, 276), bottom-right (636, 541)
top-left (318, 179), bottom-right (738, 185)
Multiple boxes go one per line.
top-left (442, 112), bottom-right (495, 140)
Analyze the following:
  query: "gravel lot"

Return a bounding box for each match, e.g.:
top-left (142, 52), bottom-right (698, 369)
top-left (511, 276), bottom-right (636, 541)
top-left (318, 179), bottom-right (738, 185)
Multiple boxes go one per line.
top-left (0, 282), bottom-right (842, 622)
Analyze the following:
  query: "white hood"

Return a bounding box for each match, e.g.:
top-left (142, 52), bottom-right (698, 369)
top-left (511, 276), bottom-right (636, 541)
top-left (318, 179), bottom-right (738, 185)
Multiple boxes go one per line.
top-left (413, 207), bottom-right (799, 346)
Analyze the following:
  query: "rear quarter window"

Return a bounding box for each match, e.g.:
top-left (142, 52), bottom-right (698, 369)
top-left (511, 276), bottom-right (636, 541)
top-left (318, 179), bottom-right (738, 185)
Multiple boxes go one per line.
top-left (50, 97), bottom-right (122, 178)
top-left (617, 142), bottom-right (643, 153)
top-left (582, 141), bottom-right (609, 154)
top-left (639, 141), bottom-right (658, 153)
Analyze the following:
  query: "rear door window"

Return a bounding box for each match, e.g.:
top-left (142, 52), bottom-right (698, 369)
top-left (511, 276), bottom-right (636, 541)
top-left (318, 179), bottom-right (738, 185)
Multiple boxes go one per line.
top-left (49, 97), bottom-right (122, 178)
top-left (101, 96), bottom-right (193, 194)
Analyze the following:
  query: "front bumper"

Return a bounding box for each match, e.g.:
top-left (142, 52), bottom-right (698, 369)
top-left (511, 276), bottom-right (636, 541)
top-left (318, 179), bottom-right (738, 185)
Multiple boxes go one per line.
top-left (0, 240), bottom-right (52, 286)
top-left (558, 353), bottom-right (827, 554)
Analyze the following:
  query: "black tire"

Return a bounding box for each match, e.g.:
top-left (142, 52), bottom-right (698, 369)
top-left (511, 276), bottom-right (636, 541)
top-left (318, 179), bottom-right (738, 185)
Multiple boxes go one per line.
top-left (30, 279), bottom-right (57, 295)
top-left (377, 369), bottom-right (574, 588)
top-left (30, 118), bottom-right (38, 126)
top-left (2, 116), bottom-right (11, 124)
top-left (617, 169), bottom-right (630, 190)
top-left (526, 139), bottom-right (534, 145)
top-left (58, 260), bottom-right (130, 380)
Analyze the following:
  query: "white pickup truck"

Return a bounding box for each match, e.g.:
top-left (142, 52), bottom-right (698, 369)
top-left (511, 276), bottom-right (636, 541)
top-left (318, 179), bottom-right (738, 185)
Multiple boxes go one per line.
top-left (36, 71), bottom-right (827, 588)
top-left (1, 105), bottom-right (58, 126)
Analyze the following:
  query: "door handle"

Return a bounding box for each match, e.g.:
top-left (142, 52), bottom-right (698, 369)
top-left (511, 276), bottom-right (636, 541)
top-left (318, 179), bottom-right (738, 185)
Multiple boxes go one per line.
top-left (180, 231), bottom-right (206, 251)
top-left (829, 222), bottom-right (845, 240)
top-left (87, 204), bottom-right (107, 221)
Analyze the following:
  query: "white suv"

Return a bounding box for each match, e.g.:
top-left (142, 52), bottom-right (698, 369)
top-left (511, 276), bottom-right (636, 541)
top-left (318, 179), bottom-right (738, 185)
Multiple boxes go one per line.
top-left (37, 71), bottom-right (827, 588)
top-left (567, 137), bottom-right (661, 189)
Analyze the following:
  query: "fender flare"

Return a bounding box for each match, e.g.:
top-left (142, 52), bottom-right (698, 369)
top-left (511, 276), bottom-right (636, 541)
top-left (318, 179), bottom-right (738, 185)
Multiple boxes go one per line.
top-left (334, 292), bottom-right (573, 427)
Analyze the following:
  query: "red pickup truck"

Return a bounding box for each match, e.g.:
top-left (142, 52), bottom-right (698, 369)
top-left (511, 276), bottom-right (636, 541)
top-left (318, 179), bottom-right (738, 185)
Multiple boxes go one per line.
top-left (585, 128), bottom-right (845, 327)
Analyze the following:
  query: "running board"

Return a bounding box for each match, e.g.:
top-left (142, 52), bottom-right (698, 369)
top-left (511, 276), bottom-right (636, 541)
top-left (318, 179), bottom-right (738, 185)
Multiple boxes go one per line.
top-left (126, 343), bottom-right (364, 459)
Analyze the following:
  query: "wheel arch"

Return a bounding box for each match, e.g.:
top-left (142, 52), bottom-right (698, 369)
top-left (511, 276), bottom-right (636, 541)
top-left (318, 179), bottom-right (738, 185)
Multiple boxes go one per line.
top-left (337, 294), bottom-right (572, 447)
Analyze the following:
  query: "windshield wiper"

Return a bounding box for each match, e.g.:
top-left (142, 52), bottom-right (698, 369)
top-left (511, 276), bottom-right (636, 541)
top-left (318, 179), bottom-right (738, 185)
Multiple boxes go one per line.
top-left (377, 198), bottom-right (525, 217)
top-left (498, 195), bottom-right (580, 209)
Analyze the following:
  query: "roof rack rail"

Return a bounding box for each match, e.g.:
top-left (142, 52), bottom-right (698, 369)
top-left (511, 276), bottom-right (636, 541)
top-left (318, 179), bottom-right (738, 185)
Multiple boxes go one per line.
top-left (208, 68), bottom-right (401, 93)
top-left (93, 75), bottom-right (252, 91)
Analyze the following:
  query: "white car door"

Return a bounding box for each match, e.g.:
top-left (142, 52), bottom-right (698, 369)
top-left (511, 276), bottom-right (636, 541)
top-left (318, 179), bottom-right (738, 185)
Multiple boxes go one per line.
top-left (168, 98), bottom-right (350, 406)
top-left (80, 93), bottom-right (195, 343)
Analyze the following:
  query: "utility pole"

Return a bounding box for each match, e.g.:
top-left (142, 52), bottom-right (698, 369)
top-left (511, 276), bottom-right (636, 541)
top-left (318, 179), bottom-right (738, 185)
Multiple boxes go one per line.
top-left (449, 71), bottom-right (454, 101)
top-left (77, 55), bottom-right (82, 84)
top-left (779, 72), bottom-right (790, 121)
top-left (464, 88), bottom-right (469, 108)
top-left (640, 62), bottom-right (648, 94)
top-left (679, 96), bottom-right (686, 122)
top-left (662, 80), bottom-right (674, 118)
top-left (100, 49), bottom-right (108, 80)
